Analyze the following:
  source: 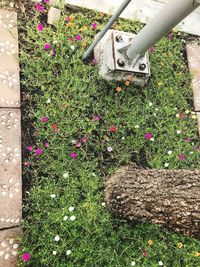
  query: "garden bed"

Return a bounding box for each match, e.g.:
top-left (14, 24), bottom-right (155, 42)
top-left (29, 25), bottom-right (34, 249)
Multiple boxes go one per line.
top-left (1, 0), bottom-right (200, 266)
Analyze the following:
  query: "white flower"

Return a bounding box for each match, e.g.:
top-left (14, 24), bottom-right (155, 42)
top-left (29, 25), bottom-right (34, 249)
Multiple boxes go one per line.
top-left (53, 251), bottom-right (57, 255)
top-left (101, 202), bottom-right (106, 207)
top-left (68, 206), bottom-right (74, 212)
top-left (190, 151), bottom-right (194, 154)
top-left (92, 173), bottom-right (96, 177)
top-left (153, 113), bottom-right (157, 116)
top-left (71, 139), bottom-right (77, 144)
top-left (167, 150), bottom-right (172, 155)
top-left (54, 235), bottom-right (60, 242)
top-left (164, 163), bottom-right (169, 167)
top-left (66, 250), bottom-right (72, 256)
top-left (158, 261), bottom-right (163, 266)
top-left (70, 45), bottom-right (75, 50)
top-left (176, 130), bottom-right (181, 134)
top-left (70, 215), bottom-right (76, 221)
top-left (191, 111), bottom-right (196, 115)
top-left (50, 194), bottom-right (56, 198)
top-left (150, 138), bottom-right (155, 141)
top-left (135, 125), bottom-right (140, 128)
top-left (46, 98), bottom-right (51, 104)
top-left (149, 102), bottom-right (153, 106)
top-left (131, 261), bottom-right (136, 266)
top-left (122, 137), bottom-right (125, 140)
top-left (185, 110), bottom-right (190, 114)
top-left (63, 216), bottom-right (68, 221)
top-left (155, 108), bottom-right (159, 111)
top-left (63, 172), bottom-right (69, 178)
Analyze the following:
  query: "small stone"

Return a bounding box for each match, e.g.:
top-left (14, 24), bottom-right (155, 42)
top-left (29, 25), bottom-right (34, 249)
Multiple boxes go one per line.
top-left (47, 7), bottom-right (61, 26)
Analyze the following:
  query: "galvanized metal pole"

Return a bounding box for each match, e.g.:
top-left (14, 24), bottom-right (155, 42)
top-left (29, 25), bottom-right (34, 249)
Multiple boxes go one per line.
top-left (123, 0), bottom-right (200, 61)
top-left (82, 0), bottom-right (132, 62)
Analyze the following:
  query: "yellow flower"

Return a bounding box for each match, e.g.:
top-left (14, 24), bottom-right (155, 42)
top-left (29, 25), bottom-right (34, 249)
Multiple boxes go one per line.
top-left (114, 24), bottom-right (121, 30)
top-left (66, 23), bottom-right (73, 27)
top-left (79, 26), bottom-right (87, 32)
top-left (148, 240), bottom-right (153, 246)
top-left (195, 252), bottom-right (200, 257)
top-left (185, 110), bottom-right (190, 114)
top-left (82, 42), bottom-right (87, 48)
top-left (116, 86), bottom-right (122, 92)
top-left (177, 242), bottom-right (183, 249)
top-left (191, 114), bottom-right (197, 119)
top-left (158, 81), bottom-right (163, 87)
top-left (176, 114), bottom-right (180, 118)
top-left (125, 81), bottom-right (130, 86)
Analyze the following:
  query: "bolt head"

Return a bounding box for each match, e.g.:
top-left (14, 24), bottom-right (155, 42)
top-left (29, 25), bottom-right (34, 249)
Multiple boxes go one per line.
top-left (117, 59), bottom-right (125, 67)
top-left (115, 35), bottom-right (123, 42)
top-left (139, 63), bottom-right (146, 71)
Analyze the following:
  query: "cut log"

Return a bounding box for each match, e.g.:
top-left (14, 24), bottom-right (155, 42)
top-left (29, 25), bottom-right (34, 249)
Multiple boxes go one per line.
top-left (104, 163), bottom-right (200, 238)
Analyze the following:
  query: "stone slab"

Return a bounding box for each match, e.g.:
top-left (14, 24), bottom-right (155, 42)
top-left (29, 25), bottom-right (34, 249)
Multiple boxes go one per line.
top-left (197, 113), bottom-right (200, 138)
top-left (0, 227), bottom-right (20, 266)
top-left (186, 45), bottom-right (200, 112)
top-left (0, 9), bottom-right (20, 108)
top-left (64, 0), bottom-right (200, 36)
top-left (0, 109), bottom-right (22, 229)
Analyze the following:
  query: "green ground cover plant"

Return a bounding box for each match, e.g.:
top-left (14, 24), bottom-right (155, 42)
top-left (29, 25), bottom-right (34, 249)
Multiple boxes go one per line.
top-left (1, 1), bottom-right (200, 266)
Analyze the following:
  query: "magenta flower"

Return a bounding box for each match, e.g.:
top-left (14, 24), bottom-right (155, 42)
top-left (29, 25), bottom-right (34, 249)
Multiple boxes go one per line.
top-left (149, 46), bottom-right (155, 54)
top-left (179, 154), bottom-right (185, 160)
top-left (36, 148), bottom-right (42, 155)
top-left (35, 4), bottom-right (45, 12)
top-left (68, 37), bottom-right (73, 42)
top-left (66, 16), bottom-right (72, 21)
top-left (27, 146), bottom-right (33, 152)
top-left (179, 113), bottom-right (186, 118)
top-left (93, 115), bottom-right (101, 121)
top-left (75, 35), bottom-right (82, 41)
top-left (70, 152), bottom-right (77, 158)
top-left (37, 24), bottom-right (44, 31)
top-left (43, 43), bottom-right (51, 50)
top-left (44, 0), bottom-right (49, 3)
top-left (145, 133), bottom-right (152, 139)
top-left (22, 253), bottom-right (31, 262)
top-left (91, 22), bottom-right (97, 29)
top-left (41, 116), bottom-right (47, 123)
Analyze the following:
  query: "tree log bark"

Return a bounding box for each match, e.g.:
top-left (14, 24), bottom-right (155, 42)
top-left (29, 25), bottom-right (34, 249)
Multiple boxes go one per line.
top-left (104, 163), bottom-right (200, 238)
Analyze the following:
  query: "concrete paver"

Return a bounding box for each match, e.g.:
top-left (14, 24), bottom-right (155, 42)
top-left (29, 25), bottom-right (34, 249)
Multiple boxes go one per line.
top-left (0, 227), bottom-right (20, 267)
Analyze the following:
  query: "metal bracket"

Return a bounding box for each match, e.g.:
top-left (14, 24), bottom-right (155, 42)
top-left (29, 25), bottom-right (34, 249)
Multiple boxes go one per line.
top-left (112, 31), bottom-right (151, 77)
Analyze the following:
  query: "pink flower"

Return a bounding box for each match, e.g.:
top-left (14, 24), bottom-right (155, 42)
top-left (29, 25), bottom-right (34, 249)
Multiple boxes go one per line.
top-left (194, 146), bottom-right (200, 151)
top-left (143, 250), bottom-right (147, 257)
top-left (41, 116), bottom-right (47, 123)
top-left (109, 125), bottom-right (117, 133)
top-left (35, 4), bottom-right (45, 12)
top-left (183, 137), bottom-right (191, 143)
top-left (81, 137), bottom-right (88, 143)
top-left (145, 133), bottom-right (152, 139)
top-left (43, 43), bottom-right (51, 50)
top-left (68, 37), bottom-right (73, 42)
top-left (70, 152), bottom-right (77, 158)
top-left (149, 46), bottom-right (155, 54)
top-left (22, 253), bottom-right (31, 262)
top-left (167, 32), bottom-right (174, 40)
top-left (75, 35), bottom-right (82, 41)
top-left (179, 113), bottom-right (186, 118)
top-left (44, 0), bottom-right (49, 3)
top-left (179, 154), bottom-right (185, 160)
top-left (27, 146), bottom-right (33, 152)
top-left (91, 22), bottom-right (97, 29)
top-left (76, 142), bottom-right (82, 147)
top-left (43, 142), bottom-right (49, 148)
top-left (51, 50), bottom-right (56, 56)
top-left (36, 148), bottom-right (42, 155)
top-left (107, 146), bottom-right (113, 152)
top-left (91, 58), bottom-right (97, 65)
top-left (37, 24), bottom-right (44, 31)
top-left (24, 161), bottom-right (31, 167)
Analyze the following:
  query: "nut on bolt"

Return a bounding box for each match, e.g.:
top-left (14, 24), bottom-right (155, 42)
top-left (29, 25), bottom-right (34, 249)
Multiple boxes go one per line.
top-left (117, 59), bottom-right (125, 67)
top-left (139, 63), bottom-right (146, 71)
top-left (116, 35), bottom-right (123, 42)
